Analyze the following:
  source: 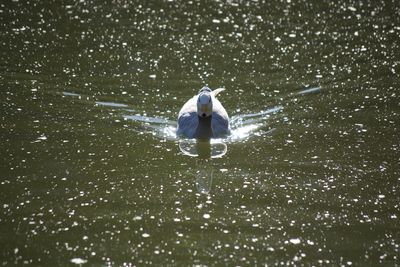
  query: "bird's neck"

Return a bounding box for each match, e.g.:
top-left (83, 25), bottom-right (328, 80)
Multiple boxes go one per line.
top-left (196, 115), bottom-right (213, 139)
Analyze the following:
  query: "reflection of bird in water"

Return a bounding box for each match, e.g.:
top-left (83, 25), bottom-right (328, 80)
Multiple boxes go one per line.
top-left (177, 86), bottom-right (230, 139)
top-left (179, 140), bottom-right (227, 194)
top-left (195, 159), bottom-right (214, 194)
top-left (194, 141), bottom-right (215, 194)
top-left (196, 140), bottom-right (212, 159)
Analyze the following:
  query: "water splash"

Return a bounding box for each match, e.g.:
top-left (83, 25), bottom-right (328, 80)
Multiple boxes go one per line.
top-left (122, 106), bottom-right (282, 159)
top-left (123, 114), bottom-right (177, 140)
top-left (228, 106), bottom-right (283, 142)
top-left (122, 106), bottom-right (282, 144)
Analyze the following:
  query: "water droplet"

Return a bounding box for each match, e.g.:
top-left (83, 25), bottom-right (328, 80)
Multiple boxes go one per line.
top-left (289, 238), bottom-right (301, 245)
top-left (70, 258), bottom-right (87, 264)
top-left (142, 233), bottom-right (150, 238)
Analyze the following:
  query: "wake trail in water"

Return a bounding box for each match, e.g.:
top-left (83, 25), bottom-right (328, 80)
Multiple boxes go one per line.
top-left (296, 87), bottom-right (321, 95)
top-left (62, 86), bottom-right (320, 144)
top-left (228, 106), bottom-right (283, 142)
top-left (122, 105), bottom-right (283, 142)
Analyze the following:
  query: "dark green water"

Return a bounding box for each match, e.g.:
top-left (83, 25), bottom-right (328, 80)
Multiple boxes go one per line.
top-left (1, 0), bottom-right (400, 266)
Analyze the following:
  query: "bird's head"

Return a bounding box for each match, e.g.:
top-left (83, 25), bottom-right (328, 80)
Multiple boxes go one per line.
top-left (197, 87), bottom-right (213, 118)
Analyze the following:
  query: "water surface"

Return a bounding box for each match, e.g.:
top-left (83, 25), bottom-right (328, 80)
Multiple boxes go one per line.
top-left (1, 1), bottom-right (400, 266)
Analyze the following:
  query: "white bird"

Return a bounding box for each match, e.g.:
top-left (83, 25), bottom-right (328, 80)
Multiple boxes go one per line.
top-left (177, 86), bottom-right (230, 139)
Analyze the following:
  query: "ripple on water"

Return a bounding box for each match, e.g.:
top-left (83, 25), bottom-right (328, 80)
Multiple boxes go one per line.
top-left (122, 105), bottom-right (283, 146)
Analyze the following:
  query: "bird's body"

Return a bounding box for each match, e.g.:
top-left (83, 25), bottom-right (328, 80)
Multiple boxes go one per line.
top-left (177, 87), bottom-right (230, 139)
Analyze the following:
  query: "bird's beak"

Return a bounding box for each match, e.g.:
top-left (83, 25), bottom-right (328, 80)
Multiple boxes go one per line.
top-left (200, 105), bottom-right (209, 114)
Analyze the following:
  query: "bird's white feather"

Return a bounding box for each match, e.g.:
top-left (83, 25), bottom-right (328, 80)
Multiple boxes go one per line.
top-left (177, 88), bottom-right (230, 139)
